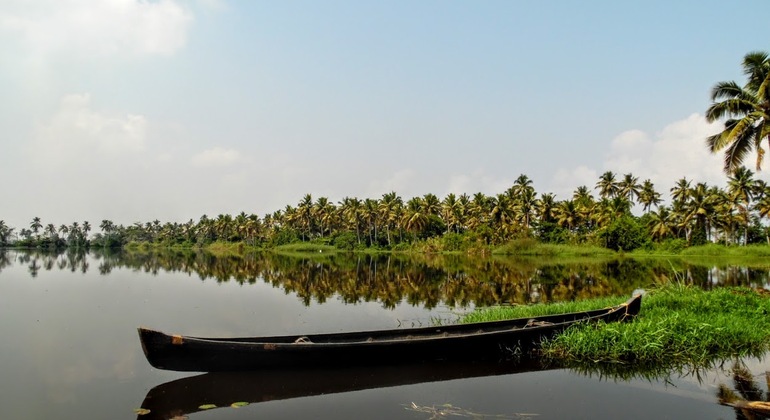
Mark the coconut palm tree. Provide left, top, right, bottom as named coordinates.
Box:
left=403, top=197, right=428, bottom=237
left=535, top=193, right=557, bottom=225
left=379, top=192, right=403, bottom=244
left=755, top=187, right=770, bottom=244
left=339, top=197, right=364, bottom=244
left=726, top=166, right=756, bottom=244
left=596, top=171, right=620, bottom=199
left=555, top=200, right=580, bottom=232
left=0, top=221, right=13, bottom=246
left=618, top=173, right=641, bottom=203
left=706, top=51, right=770, bottom=173
left=441, top=193, right=461, bottom=234
left=30, top=217, right=42, bottom=240
left=638, top=179, right=662, bottom=213
left=646, top=206, right=673, bottom=241
left=670, top=177, right=691, bottom=206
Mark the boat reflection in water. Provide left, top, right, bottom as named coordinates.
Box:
left=137, top=358, right=556, bottom=419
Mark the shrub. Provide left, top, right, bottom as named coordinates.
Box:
left=599, top=216, right=649, bottom=251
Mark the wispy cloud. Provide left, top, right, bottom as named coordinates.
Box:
left=0, top=0, right=193, bottom=57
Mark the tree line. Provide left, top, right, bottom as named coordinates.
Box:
left=1, top=167, right=770, bottom=252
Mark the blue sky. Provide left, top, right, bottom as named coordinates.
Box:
left=1, top=0, right=768, bottom=230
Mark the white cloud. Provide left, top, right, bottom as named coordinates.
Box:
left=549, top=165, right=599, bottom=199
left=31, top=93, right=147, bottom=164
left=445, top=170, right=512, bottom=197
left=605, top=113, right=727, bottom=190
left=190, top=147, right=244, bottom=167
left=552, top=113, right=734, bottom=202
left=0, top=0, right=193, bottom=57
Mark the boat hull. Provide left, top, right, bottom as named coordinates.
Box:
left=139, top=294, right=641, bottom=372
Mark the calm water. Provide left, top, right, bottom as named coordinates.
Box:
left=1, top=249, right=768, bottom=419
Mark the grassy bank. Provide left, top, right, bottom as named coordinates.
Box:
left=464, top=285, right=770, bottom=369
left=492, top=239, right=616, bottom=257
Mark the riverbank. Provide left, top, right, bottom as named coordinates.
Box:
left=464, top=285, right=770, bottom=370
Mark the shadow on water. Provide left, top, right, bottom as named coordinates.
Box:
left=136, top=357, right=557, bottom=420
left=136, top=356, right=770, bottom=420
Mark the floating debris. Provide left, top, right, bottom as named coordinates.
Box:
left=405, top=402, right=538, bottom=419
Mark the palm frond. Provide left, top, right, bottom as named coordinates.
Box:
left=756, top=69, right=770, bottom=104
left=743, top=51, right=770, bottom=87
left=723, top=127, right=757, bottom=173
left=711, top=80, right=744, bottom=101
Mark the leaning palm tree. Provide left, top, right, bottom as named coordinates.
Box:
left=706, top=51, right=770, bottom=173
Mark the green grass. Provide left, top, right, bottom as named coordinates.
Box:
left=492, top=239, right=615, bottom=257
left=271, top=243, right=339, bottom=254
left=463, top=285, right=770, bottom=370
left=463, top=296, right=628, bottom=323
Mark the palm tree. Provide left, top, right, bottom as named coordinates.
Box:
left=595, top=171, right=620, bottom=199
left=670, top=177, right=691, bottom=206
left=646, top=206, right=673, bottom=241
left=755, top=187, right=770, bottom=244
left=30, top=217, right=42, bottom=240
left=638, top=179, right=662, bottom=213
left=313, top=197, right=334, bottom=238
left=340, top=197, right=364, bottom=245
left=706, top=51, right=770, bottom=173
left=726, top=166, right=756, bottom=244
left=535, top=193, right=557, bottom=225
left=379, top=192, right=403, bottom=244
left=555, top=200, right=580, bottom=232
left=82, top=221, right=91, bottom=240
left=618, top=173, right=641, bottom=203
left=297, top=194, right=314, bottom=240
left=403, top=197, right=428, bottom=237
left=441, top=193, right=461, bottom=234
left=0, top=221, right=13, bottom=246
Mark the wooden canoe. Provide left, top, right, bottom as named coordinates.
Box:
left=138, top=294, right=641, bottom=372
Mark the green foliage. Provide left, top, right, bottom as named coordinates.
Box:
left=391, top=242, right=412, bottom=252
left=330, top=231, right=358, bottom=250
left=440, top=232, right=466, bottom=251
left=534, top=221, right=569, bottom=244
left=420, top=215, right=446, bottom=240
left=492, top=240, right=614, bottom=257
left=272, top=243, right=338, bottom=253
left=598, top=216, right=649, bottom=251
left=542, top=286, right=770, bottom=368
left=268, top=228, right=300, bottom=247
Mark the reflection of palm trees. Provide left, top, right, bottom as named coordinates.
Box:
left=718, top=360, right=770, bottom=418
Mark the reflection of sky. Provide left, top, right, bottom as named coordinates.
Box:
left=0, top=252, right=463, bottom=418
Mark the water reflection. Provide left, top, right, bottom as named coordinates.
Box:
left=137, top=358, right=555, bottom=420
left=718, top=361, right=770, bottom=419
left=4, top=249, right=770, bottom=309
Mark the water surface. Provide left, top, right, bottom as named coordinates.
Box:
left=1, top=249, right=767, bottom=419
